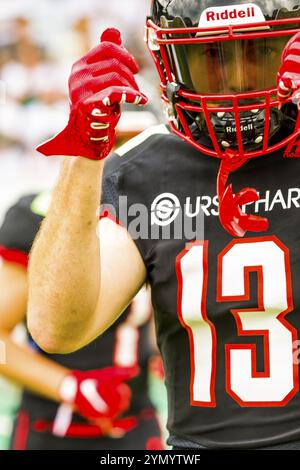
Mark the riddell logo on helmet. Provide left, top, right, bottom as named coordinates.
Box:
left=226, top=122, right=253, bottom=133
left=199, top=3, right=266, bottom=28
left=206, top=6, right=255, bottom=22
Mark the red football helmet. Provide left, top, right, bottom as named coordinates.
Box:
left=146, top=0, right=300, bottom=237
left=146, top=0, right=300, bottom=158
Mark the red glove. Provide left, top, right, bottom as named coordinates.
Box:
left=277, top=31, right=300, bottom=109
left=37, top=28, right=148, bottom=160
left=53, top=366, right=138, bottom=437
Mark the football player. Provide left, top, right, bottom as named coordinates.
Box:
left=28, top=1, right=300, bottom=449
left=0, top=192, right=162, bottom=450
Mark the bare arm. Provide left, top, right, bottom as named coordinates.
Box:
left=0, top=262, right=68, bottom=401
left=28, top=30, right=148, bottom=353
left=28, top=158, right=146, bottom=353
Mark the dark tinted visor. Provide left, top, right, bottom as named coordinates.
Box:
left=169, top=35, right=291, bottom=94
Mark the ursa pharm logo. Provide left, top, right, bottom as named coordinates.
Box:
left=199, top=3, right=266, bottom=28
left=151, top=193, right=181, bottom=227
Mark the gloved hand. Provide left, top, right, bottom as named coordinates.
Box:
left=53, top=366, right=139, bottom=437
left=37, top=28, right=148, bottom=160
left=277, top=31, right=300, bottom=109
left=62, top=366, right=138, bottom=419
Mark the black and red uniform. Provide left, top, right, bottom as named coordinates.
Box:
left=0, top=193, right=161, bottom=450
left=100, top=124, right=300, bottom=449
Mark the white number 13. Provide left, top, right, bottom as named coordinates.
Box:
left=176, top=237, right=298, bottom=408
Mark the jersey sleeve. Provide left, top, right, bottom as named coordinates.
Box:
left=0, top=194, right=44, bottom=268
left=100, top=153, right=121, bottom=222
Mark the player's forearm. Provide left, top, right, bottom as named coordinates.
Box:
left=28, top=157, right=104, bottom=354
left=0, top=329, right=68, bottom=401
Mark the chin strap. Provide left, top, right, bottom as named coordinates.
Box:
left=217, top=150, right=269, bottom=238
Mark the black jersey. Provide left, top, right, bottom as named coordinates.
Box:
left=100, top=124, right=300, bottom=449
left=0, top=193, right=154, bottom=424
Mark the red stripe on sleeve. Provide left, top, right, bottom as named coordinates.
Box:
left=0, top=246, right=28, bottom=269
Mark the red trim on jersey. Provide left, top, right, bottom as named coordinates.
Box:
left=0, top=246, right=28, bottom=269
left=217, top=236, right=298, bottom=407
left=176, top=241, right=217, bottom=408
left=33, top=416, right=138, bottom=438
left=99, top=209, right=121, bottom=226
left=13, top=410, right=29, bottom=450
left=223, top=264, right=272, bottom=379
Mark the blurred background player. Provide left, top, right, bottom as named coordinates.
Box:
left=0, top=190, right=163, bottom=450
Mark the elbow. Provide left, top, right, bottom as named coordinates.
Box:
left=27, top=315, right=83, bottom=355
left=28, top=329, right=80, bottom=354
